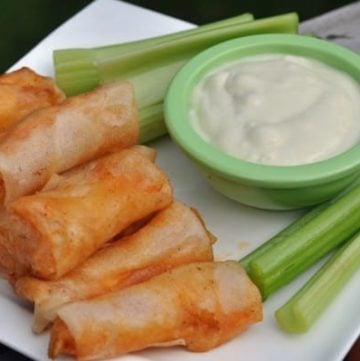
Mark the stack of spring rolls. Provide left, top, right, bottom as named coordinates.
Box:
left=0, top=67, right=262, bottom=361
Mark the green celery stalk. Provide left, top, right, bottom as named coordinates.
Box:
left=54, top=13, right=298, bottom=142
left=97, top=12, right=255, bottom=54
left=53, top=12, right=255, bottom=97
left=247, top=183, right=360, bottom=300
left=240, top=200, right=330, bottom=272
left=275, top=231, right=360, bottom=333
left=138, top=102, right=166, bottom=143
left=55, top=13, right=298, bottom=102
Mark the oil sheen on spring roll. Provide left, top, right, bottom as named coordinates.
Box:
left=49, top=261, right=262, bottom=360
left=0, top=80, right=138, bottom=205
left=0, top=67, right=65, bottom=134
left=16, top=200, right=216, bottom=333
left=7, top=147, right=172, bottom=280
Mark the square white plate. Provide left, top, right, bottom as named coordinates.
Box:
left=2, top=1, right=360, bottom=360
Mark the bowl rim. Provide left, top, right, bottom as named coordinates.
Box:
left=164, top=33, right=360, bottom=188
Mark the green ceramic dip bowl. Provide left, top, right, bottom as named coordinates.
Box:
left=164, top=34, right=360, bottom=210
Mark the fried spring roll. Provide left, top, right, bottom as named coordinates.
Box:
left=16, top=200, right=215, bottom=332
left=0, top=211, right=15, bottom=275
left=0, top=81, right=138, bottom=204
left=49, top=261, right=262, bottom=360
left=130, top=144, right=156, bottom=162
left=7, top=148, right=172, bottom=280
left=0, top=67, right=65, bottom=133
left=0, top=211, right=28, bottom=281
left=0, top=241, right=14, bottom=277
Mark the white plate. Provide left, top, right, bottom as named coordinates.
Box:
left=2, top=1, right=360, bottom=360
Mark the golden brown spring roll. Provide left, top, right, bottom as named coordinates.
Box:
left=0, top=241, right=14, bottom=277
left=49, top=261, right=262, bottom=360
left=16, top=200, right=215, bottom=332
left=0, top=145, right=155, bottom=280
left=0, top=210, right=15, bottom=275
left=0, top=80, right=138, bottom=205
left=129, top=144, right=157, bottom=162
left=7, top=148, right=172, bottom=280
left=0, top=210, right=28, bottom=281
left=0, top=67, right=65, bottom=133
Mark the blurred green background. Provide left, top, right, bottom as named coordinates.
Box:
left=0, top=0, right=354, bottom=72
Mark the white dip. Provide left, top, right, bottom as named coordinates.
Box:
left=189, top=54, right=360, bottom=166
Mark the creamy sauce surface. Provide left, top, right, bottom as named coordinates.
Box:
left=189, top=54, right=360, bottom=166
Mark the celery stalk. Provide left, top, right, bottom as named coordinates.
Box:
left=54, top=13, right=254, bottom=79
left=247, top=183, right=360, bottom=300
left=240, top=200, right=330, bottom=272
left=54, top=13, right=298, bottom=142
left=139, top=103, right=166, bottom=143
left=53, top=13, right=255, bottom=97
left=275, top=231, right=360, bottom=333
left=55, top=13, right=298, bottom=101
left=102, top=12, right=255, bottom=53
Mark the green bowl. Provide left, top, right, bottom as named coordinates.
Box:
left=164, top=34, right=360, bottom=210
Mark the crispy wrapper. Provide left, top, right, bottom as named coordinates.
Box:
left=0, top=240, right=15, bottom=278
left=0, top=67, right=65, bottom=134
left=0, top=210, right=19, bottom=280
left=7, top=148, right=172, bottom=280
left=0, top=81, right=138, bottom=204
left=16, top=200, right=215, bottom=332
left=49, top=261, right=262, bottom=360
